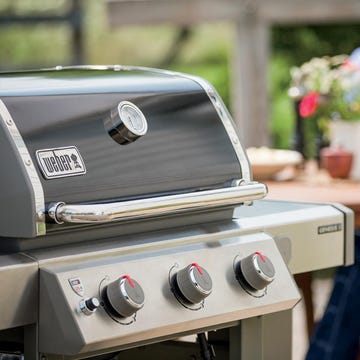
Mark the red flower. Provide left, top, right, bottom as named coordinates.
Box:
left=299, top=92, right=319, bottom=117
left=342, top=58, right=360, bottom=70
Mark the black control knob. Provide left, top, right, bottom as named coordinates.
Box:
left=79, top=297, right=100, bottom=316
left=236, top=252, right=275, bottom=291
left=174, top=263, right=212, bottom=304
left=105, top=275, right=145, bottom=318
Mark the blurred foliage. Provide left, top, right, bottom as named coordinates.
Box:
left=0, top=0, right=72, bottom=66
left=0, top=25, right=72, bottom=65
left=273, top=25, right=360, bottom=65
left=269, top=55, right=294, bottom=148
left=0, top=1, right=360, bottom=148
left=0, top=0, right=69, bottom=14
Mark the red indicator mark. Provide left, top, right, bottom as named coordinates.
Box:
left=255, top=252, right=266, bottom=263
left=191, top=262, right=204, bottom=275
left=122, top=275, right=135, bottom=288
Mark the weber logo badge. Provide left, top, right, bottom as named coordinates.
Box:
left=68, top=277, right=85, bottom=297
left=36, top=146, right=86, bottom=179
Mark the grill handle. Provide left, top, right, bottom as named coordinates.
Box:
left=47, top=181, right=267, bottom=224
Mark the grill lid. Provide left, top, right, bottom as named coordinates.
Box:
left=0, top=66, right=263, bottom=240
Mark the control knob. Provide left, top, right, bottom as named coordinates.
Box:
left=105, top=275, right=145, bottom=317
left=173, top=263, right=212, bottom=304
left=236, top=252, right=275, bottom=291
left=79, top=297, right=100, bottom=316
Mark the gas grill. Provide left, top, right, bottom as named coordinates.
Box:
left=0, top=66, right=354, bottom=360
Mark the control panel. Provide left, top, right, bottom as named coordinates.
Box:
left=39, top=232, right=300, bottom=356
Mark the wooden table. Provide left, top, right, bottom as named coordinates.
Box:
left=264, top=162, right=360, bottom=227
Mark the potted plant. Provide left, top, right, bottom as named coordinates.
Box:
left=289, top=49, right=360, bottom=178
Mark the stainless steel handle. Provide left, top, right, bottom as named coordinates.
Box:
left=47, top=181, right=267, bottom=224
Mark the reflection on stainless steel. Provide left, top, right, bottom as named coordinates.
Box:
left=252, top=254, right=275, bottom=283
left=48, top=65, right=251, bottom=181
left=175, top=72, right=252, bottom=182
left=0, top=99, right=46, bottom=235
left=47, top=182, right=267, bottom=224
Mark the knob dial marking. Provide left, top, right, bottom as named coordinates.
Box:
left=173, top=263, right=212, bottom=305
left=236, top=252, right=275, bottom=294
left=105, top=275, right=145, bottom=318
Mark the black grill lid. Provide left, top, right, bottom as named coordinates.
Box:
left=0, top=66, right=255, bottom=243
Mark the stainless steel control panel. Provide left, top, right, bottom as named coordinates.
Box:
left=39, top=232, right=300, bottom=356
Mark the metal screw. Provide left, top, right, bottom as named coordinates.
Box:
left=6, top=118, right=12, bottom=126
left=25, top=158, right=31, bottom=166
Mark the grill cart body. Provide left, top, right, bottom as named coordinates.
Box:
left=0, top=66, right=354, bottom=360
